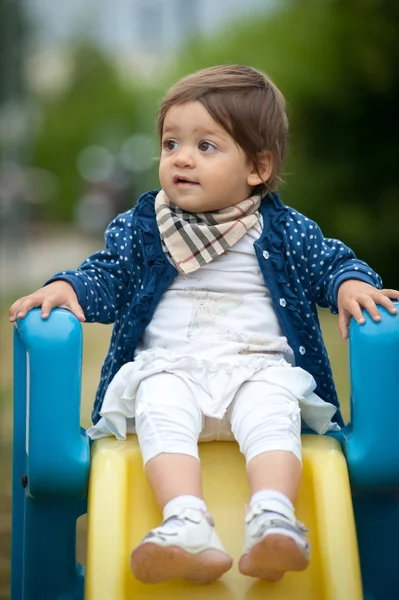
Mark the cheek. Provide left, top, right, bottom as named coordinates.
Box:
left=158, top=160, right=168, bottom=183
left=222, top=164, right=249, bottom=188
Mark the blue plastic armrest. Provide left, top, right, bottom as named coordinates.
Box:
left=14, top=308, right=90, bottom=499
left=344, top=301, right=399, bottom=490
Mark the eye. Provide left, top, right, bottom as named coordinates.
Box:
left=162, top=139, right=178, bottom=151
left=198, top=141, right=216, bottom=153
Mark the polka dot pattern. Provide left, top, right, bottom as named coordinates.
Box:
left=255, top=197, right=381, bottom=427
left=47, top=190, right=382, bottom=428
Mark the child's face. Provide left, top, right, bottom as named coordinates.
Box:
left=159, top=101, right=259, bottom=212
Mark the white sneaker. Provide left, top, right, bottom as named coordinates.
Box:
left=130, top=507, right=233, bottom=584
left=239, top=499, right=310, bottom=581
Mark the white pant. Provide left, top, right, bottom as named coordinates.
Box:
left=135, top=372, right=302, bottom=466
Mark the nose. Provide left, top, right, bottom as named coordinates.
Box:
left=172, top=145, right=195, bottom=168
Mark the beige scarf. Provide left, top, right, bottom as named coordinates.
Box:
left=155, top=189, right=261, bottom=274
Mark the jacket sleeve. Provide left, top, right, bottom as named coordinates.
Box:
left=45, top=212, right=136, bottom=324
left=305, top=219, right=382, bottom=313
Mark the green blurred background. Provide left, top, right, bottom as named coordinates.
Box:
left=0, top=0, right=397, bottom=596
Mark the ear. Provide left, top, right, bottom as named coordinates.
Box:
left=246, top=151, right=273, bottom=187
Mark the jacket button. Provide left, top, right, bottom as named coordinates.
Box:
left=279, top=298, right=287, bottom=307
left=263, top=250, right=270, bottom=260
left=299, top=346, right=306, bottom=355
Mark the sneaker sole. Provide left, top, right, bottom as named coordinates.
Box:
left=238, top=533, right=309, bottom=581
left=130, top=542, right=233, bottom=584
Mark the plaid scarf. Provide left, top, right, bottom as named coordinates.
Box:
left=155, top=189, right=261, bottom=274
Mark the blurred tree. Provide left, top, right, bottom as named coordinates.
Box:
left=32, top=46, right=140, bottom=221
left=162, top=0, right=399, bottom=284
left=0, top=0, right=25, bottom=107
left=0, top=0, right=29, bottom=162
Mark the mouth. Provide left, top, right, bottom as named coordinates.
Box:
left=173, top=175, right=199, bottom=186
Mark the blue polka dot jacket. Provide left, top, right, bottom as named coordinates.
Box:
left=48, top=189, right=382, bottom=427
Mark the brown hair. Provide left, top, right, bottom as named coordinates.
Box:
left=157, top=65, right=288, bottom=191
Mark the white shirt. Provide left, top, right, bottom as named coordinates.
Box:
left=136, top=219, right=294, bottom=363
left=87, top=219, right=340, bottom=440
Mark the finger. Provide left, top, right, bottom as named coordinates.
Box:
left=41, top=298, right=56, bottom=319
left=344, top=299, right=367, bottom=324
left=9, top=300, right=24, bottom=322
left=67, top=300, right=86, bottom=322
left=371, top=292, right=398, bottom=314
left=356, top=295, right=382, bottom=322
left=13, top=297, right=43, bottom=320
left=380, top=289, right=399, bottom=301
left=338, top=310, right=350, bottom=340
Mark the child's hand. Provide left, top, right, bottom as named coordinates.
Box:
left=337, top=279, right=399, bottom=339
left=9, top=280, right=85, bottom=323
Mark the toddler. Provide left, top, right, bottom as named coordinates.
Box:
left=10, top=65, right=399, bottom=585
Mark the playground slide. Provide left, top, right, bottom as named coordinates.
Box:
left=85, top=435, right=362, bottom=600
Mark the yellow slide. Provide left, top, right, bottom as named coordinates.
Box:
left=85, top=435, right=362, bottom=600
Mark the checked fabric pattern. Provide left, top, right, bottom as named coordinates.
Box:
left=155, top=189, right=261, bottom=274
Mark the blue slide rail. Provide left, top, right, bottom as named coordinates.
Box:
left=10, top=303, right=399, bottom=599
left=11, top=309, right=90, bottom=600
